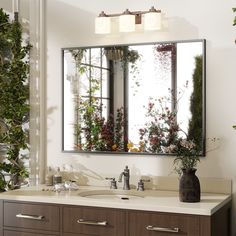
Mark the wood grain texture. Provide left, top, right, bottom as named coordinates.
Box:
left=128, top=210, right=200, bottom=236
left=4, top=201, right=60, bottom=232
left=0, top=199, right=231, bottom=236
left=199, top=201, right=231, bottom=236
left=63, top=205, right=126, bottom=236
left=4, top=229, right=58, bottom=236
left=0, top=200, right=3, bottom=236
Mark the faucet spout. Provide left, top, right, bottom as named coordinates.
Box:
left=118, top=166, right=130, bottom=190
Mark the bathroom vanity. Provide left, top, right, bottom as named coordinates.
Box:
left=0, top=185, right=231, bottom=236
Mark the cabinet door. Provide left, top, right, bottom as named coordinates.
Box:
left=128, top=211, right=200, bottom=236
left=63, top=206, right=126, bottom=236
left=63, top=233, right=100, bottom=236
left=4, top=202, right=60, bottom=232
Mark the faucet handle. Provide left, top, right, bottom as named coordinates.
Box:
left=137, top=179, right=150, bottom=191
left=105, top=177, right=117, bottom=189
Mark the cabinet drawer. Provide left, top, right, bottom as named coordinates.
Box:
left=129, top=211, right=200, bottom=236
left=4, top=202, right=60, bottom=232
left=63, top=206, right=126, bottom=236
left=4, top=230, right=57, bottom=236
left=63, top=233, right=98, bottom=236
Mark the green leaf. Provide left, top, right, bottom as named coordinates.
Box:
left=234, top=17, right=236, bottom=26
left=0, top=8, right=30, bottom=189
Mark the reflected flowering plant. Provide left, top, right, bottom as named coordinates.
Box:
left=139, top=97, right=180, bottom=153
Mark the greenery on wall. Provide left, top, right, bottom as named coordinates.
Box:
left=0, top=9, right=30, bottom=190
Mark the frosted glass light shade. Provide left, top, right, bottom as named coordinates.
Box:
left=95, top=16, right=111, bottom=34
left=144, top=12, right=162, bottom=30
left=119, top=14, right=135, bottom=32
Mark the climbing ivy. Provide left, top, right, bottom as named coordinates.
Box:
left=0, top=8, right=31, bottom=190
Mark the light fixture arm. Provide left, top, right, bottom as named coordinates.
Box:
left=97, top=6, right=161, bottom=24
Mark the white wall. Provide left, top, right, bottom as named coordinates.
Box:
left=0, top=0, right=29, bottom=20
left=46, top=0, right=236, bottom=233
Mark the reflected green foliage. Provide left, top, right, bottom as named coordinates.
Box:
left=188, top=56, right=203, bottom=150
left=73, top=59, right=125, bottom=152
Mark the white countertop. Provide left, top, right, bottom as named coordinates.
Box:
left=0, top=185, right=231, bottom=216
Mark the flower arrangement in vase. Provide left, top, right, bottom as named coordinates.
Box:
left=174, top=139, right=201, bottom=202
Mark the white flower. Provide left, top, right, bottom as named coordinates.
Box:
left=180, top=139, right=196, bottom=149
left=161, top=144, right=177, bottom=153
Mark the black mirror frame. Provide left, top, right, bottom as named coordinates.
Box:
left=62, top=39, right=206, bottom=156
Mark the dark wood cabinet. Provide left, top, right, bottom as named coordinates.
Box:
left=2, top=200, right=60, bottom=236
left=128, top=201, right=231, bottom=236
left=63, top=205, right=126, bottom=236
left=129, top=210, right=200, bottom=236
left=4, top=230, right=57, bottom=236
left=4, top=202, right=60, bottom=232
left=0, top=199, right=231, bottom=236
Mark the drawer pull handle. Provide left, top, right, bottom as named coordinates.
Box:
left=16, top=213, right=45, bottom=221
left=146, top=225, right=180, bottom=233
left=77, top=218, right=108, bottom=226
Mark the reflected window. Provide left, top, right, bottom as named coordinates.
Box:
left=63, top=48, right=112, bottom=150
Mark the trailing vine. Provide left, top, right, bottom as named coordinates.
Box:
left=0, top=9, right=31, bottom=190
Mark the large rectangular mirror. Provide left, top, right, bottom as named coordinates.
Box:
left=62, top=39, right=206, bottom=155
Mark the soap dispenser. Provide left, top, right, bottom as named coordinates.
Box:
left=53, top=167, right=62, bottom=185
left=45, top=166, right=53, bottom=186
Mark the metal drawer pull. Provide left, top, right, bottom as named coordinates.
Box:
left=146, top=225, right=180, bottom=233
left=16, top=213, right=45, bottom=221
left=77, top=218, right=108, bottom=226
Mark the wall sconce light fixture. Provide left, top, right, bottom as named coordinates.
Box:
left=95, top=6, right=163, bottom=34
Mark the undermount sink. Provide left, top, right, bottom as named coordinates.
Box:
left=78, top=189, right=145, bottom=200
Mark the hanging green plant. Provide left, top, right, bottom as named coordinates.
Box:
left=0, top=8, right=31, bottom=190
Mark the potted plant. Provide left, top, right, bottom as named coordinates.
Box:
left=174, top=139, right=201, bottom=202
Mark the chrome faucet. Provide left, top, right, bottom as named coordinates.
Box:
left=118, top=166, right=130, bottom=190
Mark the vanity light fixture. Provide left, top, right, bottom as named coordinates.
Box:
left=119, top=9, right=136, bottom=32
left=95, top=6, right=163, bottom=34
left=95, top=11, right=111, bottom=34
left=143, top=6, right=162, bottom=31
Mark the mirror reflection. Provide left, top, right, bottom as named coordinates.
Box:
left=62, top=40, right=205, bottom=155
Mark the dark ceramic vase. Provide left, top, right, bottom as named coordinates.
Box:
left=179, top=168, right=200, bottom=202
